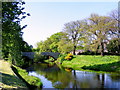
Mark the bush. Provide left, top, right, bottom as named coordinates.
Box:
left=107, top=38, right=119, bottom=54
left=21, top=56, right=33, bottom=68
left=65, top=53, right=73, bottom=60
left=56, top=54, right=67, bottom=64
left=67, top=53, right=73, bottom=57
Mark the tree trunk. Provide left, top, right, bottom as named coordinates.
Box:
left=73, top=46, right=76, bottom=55
left=100, top=42, right=104, bottom=56
left=96, top=45, right=99, bottom=55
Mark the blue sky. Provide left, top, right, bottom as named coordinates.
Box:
left=21, top=1, right=118, bottom=48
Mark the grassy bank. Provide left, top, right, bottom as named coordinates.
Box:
left=61, top=55, right=120, bottom=73
left=0, top=60, right=43, bottom=89
left=0, top=60, right=28, bottom=89
left=12, top=65, right=43, bottom=88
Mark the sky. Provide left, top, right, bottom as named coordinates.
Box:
left=21, top=0, right=118, bottom=48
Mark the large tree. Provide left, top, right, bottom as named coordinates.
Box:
left=87, top=14, right=117, bottom=56
left=63, top=20, right=86, bottom=55
left=2, top=2, right=30, bottom=66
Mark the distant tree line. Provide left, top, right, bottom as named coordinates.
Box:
left=36, top=10, right=119, bottom=56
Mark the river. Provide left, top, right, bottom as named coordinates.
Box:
left=27, top=63, right=120, bottom=89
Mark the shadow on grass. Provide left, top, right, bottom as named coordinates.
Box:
left=0, top=72, right=27, bottom=89
left=82, top=61, right=120, bottom=72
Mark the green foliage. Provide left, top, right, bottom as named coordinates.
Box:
left=21, top=56, right=33, bottom=68
left=34, top=53, right=48, bottom=63
left=85, top=14, right=117, bottom=56
left=107, top=38, right=119, bottom=54
left=48, top=56, right=54, bottom=61
left=12, top=65, right=42, bottom=87
left=36, top=32, right=68, bottom=53
left=36, top=31, right=74, bottom=54
left=50, top=42, right=58, bottom=52
left=57, top=54, right=67, bottom=64
left=21, top=41, right=33, bottom=52
left=58, top=39, right=73, bottom=54
left=36, top=39, right=52, bottom=53
left=63, top=20, right=86, bottom=55
left=2, top=2, right=30, bottom=67
left=35, top=11, right=118, bottom=56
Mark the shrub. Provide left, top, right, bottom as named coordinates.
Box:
left=56, top=54, right=67, bottom=64
left=60, top=54, right=67, bottom=61
left=67, top=53, right=73, bottom=57
left=65, top=53, right=73, bottom=60
left=21, top=56, right=33, bottom=68
left=65, top=56, right=72, bottom=60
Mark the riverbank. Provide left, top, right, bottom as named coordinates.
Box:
left=0, top=60, right=28, bottom=89
left=12, top=65, right=43, bottom=89
left=0, top=60, right=43, bottom=89
left=61, top=55, right=120, bottom=73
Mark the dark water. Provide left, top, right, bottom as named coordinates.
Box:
left=28, top=63, right=120, bottom=89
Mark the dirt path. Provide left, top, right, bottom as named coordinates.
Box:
left=0, top=60, right=28, bottom=89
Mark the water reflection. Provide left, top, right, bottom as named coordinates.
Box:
left=28, top=63, right=120, bottom=89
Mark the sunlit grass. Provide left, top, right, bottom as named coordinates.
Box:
left=62, top=55, right=120, bottom=72
left=0, top=60, right=13, bottom=75
left=12, top=65, right=43, bottom=87
left=0, top=60, right=28, bottom=89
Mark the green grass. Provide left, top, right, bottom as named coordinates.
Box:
left=12, top=65, right=43, bottom=87
left=0, top=72, right=28, bottom=89
left=0, top=60, right=43, bottom=89
left=0, top=60, right=28, bottom=89
left=61, top=55, right=120, bottom=73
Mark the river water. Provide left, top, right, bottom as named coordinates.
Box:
left=27, top=63, right=120, bottom=89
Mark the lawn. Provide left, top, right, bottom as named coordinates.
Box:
left=61, top=55, right=120, bottom=73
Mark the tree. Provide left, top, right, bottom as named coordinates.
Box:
left=87, top=14, right=117, bottom=56
left=21, top=41, right=32, bottom=52
left=63, top=20, right=86, bottom=55
left=36, top=41, right=44, bottom=53
left=37, top=38, right=52, bottom=53
left=49, top=32, right=66, bottom=52
left=2, top=2, right=30, bottom=66
left=58, top=39, right=73, bottom=54
left=36, top=32, right=66, bottom=53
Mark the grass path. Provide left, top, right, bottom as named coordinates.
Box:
left=0, top=60, right=28, bottom=89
